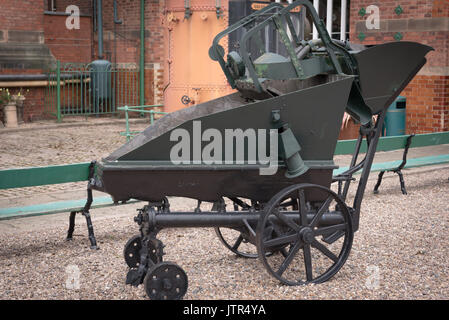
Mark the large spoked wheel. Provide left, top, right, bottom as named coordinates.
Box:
left=215, top=198, right=295, bottom=258
left=214, top=198, right=260, bottom=258
left=215, top=227, right=259, bottom=258
left=256, top=183, right=353, bottom=285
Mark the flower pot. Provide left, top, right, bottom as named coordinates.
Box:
left=3, top=102, right=18, bottom=128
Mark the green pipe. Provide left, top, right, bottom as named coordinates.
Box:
left=97, top=0, right=104, bottom=59
left=56, top=60, right=61, bottom=122
left=140, top=0, right=145, bottom=109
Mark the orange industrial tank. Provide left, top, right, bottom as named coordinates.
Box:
left=163, top=0, right=235, bottom=113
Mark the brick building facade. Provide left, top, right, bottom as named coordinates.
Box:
left=0, top=0, right=448, bottom=135
left=350, top=0, right=449, bottom=134
left=0, top=0, right=165, bottom=122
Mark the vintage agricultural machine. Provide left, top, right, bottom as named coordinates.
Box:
left=78, top=1, right=432, bottom=299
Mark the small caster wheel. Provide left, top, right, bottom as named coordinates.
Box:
left=123, top=235, right=160, bottom=268
left=144, top=262, right=188, bottom=300
left=123, top=235, right=142, bottom=268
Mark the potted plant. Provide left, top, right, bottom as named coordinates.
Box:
left=0, top=88, right=18, bottom=128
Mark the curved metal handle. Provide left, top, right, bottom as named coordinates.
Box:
left=240, top=0, right=348, bottom=92
left=209, top=2, right=284, bottom=88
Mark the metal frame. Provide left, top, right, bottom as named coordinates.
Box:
left=210, top=2, right=285, bottom=88
left=117, top=104, right=167, bottom=141
left=239, top=0, right=345, bottom=92
left=44, top=61, right=141, bottom=121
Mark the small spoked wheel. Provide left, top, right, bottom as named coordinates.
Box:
left=256, top=183, right=353, bottom=285
left=143, top=262, right=188, bottom=300
left=123, top=235, right=159, bottom=268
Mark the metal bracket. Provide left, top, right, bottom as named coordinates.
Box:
left=66, top=160, right=98, bottom=250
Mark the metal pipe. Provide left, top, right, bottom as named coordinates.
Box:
left=56, top=60, right=61, bottom=123
left=0, top=73, right=85, bottom=81
left=97, top=0, right=104, bottom=59
left=0, top=81, right=49, bottom=87
left=312, top=0, right=319, bottom=39
left=340, top=0, right=347, bottom=41
left=140, top=0, right=145, bottom=108
left=296, top=45, right=311, bottom=60
left=0, top=74, right=48, bottom=81
left=114, top=0, right=122, bottom=24
left=326, top=0, right=333, bottom=37
left=150, top=211, right=345, bottom=229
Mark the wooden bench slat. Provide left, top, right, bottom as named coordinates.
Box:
left=334, top=154, right=449, bottom=175
left=0, top=162, right=91, bottom=189
left=335, top=131, right=449, bottom=155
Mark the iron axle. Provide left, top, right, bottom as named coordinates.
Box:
left=146, top=210, right=345, bottom=229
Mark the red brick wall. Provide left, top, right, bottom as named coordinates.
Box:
left=350, top=0, right=449, bottom=134
left=97, top=0, right=165, bottom=64
left=44, top=15, right=93, bottom=63
left=402, top=75, right=449, bottom=133
left=98, top=0, right=165, bottom=106
left=22, top=87, right=47, bottom=122
left=0, top=0, right=44, bottom=31
left=50, top=0, right=93, bottom=16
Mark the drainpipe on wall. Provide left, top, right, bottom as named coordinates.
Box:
left=97, top=0, right=104, bottom=60
left=140, top=0, right=145, bottom=108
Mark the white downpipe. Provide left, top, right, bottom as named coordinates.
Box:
left=340, top=0, right=347, bottom=41
left=286, top=0, right=293, bottom=41
left=326, top=0, right=333, bottom=37
left=312, top=0, right=319, bottom=39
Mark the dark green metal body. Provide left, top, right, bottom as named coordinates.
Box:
left=92, top=1, right=432, bottom=208
left=95, top=74, right=352, bottom=202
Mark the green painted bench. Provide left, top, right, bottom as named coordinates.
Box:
left=334, top=131, right=449, bottom=194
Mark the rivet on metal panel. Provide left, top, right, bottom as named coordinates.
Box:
left=271, top=110, right=281, bottom=123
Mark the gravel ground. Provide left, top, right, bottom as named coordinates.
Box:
left=0, top=120, right=148, bottom=170
left=0, top=165, right=448, bottom=300
left=0, top=120, right=148, bottom=199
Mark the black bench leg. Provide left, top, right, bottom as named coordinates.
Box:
left=373, top=171, right=385, bottom=194
left=66, top=211, right=77, bottom=240
left=82, top=210, right=98, bottom=250
left=396, top=170, right=407, bottom=195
